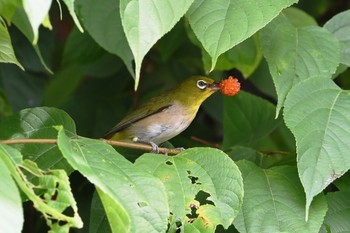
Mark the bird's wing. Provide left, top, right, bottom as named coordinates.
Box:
left=102, top=104, right=172, bottom=139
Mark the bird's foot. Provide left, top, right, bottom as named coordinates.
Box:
left=149, top=141, right=159, bottom=153
left=175, top=147, right=185, bottom=151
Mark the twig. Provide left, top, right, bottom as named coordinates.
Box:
left=191, top=136, right=221, bottom=148
left=0, top=138, right=182, bottom=155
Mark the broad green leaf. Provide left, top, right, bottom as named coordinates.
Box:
left=62, top=27, right=123, bottom=77
left=282, top=7, right=318, bottom=27
left=0, top=107, right=76, bottom=173
left=260, top=14, right=340, bottom=116
left=77, top=0, right=135, bottom=77
left=22, top=0, right=52, bottom=44
left=0, top=146, right=23, bottom=233
left=320, top=191, right=350, bottom=233
left=0, top=0, right=21, bottom=21
left=212, top=35, right=262, bottom=78
left=223, top=91, right=279, bottom=149
left=234, top=160, right=327, bottom=233
left=96, top=187, right=130, bottom=233
left=90, top=191, right=112, bottom=233
left=0, top=19, right=24, bottom=70
left=324, top=9, right=350, bottom=66
left=57, top=129, right=169, bottom=232
left=187, top=0, right=297, bottom=71
left=120, top=0, right=194, bottom=89
left=284, top=77, right=350, bottom=219
left=12, top=8, right=53, bottom=73
left=0, top=143, right=82, bottom=232
left=61, top=0, right=84, bottom=32
left=135, top=148, right=243, bottom=232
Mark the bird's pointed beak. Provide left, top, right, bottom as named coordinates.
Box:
left=207, top=82, right=220, bottom=91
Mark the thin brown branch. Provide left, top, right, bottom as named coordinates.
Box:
left=191, top=136, right=221, bottom=148
left=0, top=138, right=182, bottom=155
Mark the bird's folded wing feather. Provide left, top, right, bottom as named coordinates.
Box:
left=102, top=104, right=172, bottom=139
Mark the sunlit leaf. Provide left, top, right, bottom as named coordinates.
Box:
left=187, top=0, right=297, bottom=71
left=324, top=9, right=350, bottom=67
left=120, top=0, right=194, bottom=89
left=284, top=77, right=350, bottom=219
left=0, top=145, right=23, bottom=233
left=57, top=129, right=169, bottom=232
left=135, top=148, right=243, bottom=232
left=22, top=0, right=52, bottom=44
left=260, top=14, right=340, bottom=116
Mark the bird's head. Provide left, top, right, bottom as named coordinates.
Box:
left=174, top=76, right=220, bottom=105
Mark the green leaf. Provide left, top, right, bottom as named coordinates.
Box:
left=22, top=0, right=52, bottom=44
left=324, top=9, right=350, bottom=67
left=0, top=143, right=82, bottom=232
left=187, top=0, right=297, bottom=71
left=61, top=0, right=84, bottom=32
left=284, top=77, right=350, bottom=219
left=0, top=0, right=21, bottom=21
left=135, top=148, right=243, bottom=231
left=214, top=35, right=262, bottom=78
left=11, top=8, right=53, bottom=73
left=260, top=14, right=340, bottom=116
left=57, top=129, right=169, bottom=232
left=0, top=107, right=76, bottom=173
left=0, top=18, right=24, bottom=70
left=223, top=91, right=279, bottom=149
left=96, top=187, right=130, bottom=233
left=282, top=7, right=318, bottom=27
left=90, top=191, right=112, bottom=233
left=77, top=0, right=135, bottom=78
left=234, top=160, right=328, bottom=233
left=120, top=0, right=194, bottom=89
left=321, top=190, right=350, bottom=233
left=0, top=146, right=23, bottom=233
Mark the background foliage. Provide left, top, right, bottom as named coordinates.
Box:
left=0, top=0, right=350, bottom=232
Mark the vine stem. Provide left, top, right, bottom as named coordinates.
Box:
left=0, top=138, right=182, bottom=155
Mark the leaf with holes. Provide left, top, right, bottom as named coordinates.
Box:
left=135, top=148, right=243, bottom=232
left=0, top=107, right=76, bottom=174
left=0, top=144, right=82, bottom=232
left=57, top=128, right=169, bottom=232
left=260, top=14, right=340, bottom=116
left=284, top=77, right=350, bottom=220
left=234, top=160, right=327, bottom=233
left=324, top=9, right=350, bottom=67
left=186, top=0, right=297, bottom=71
left=120, top=0, right=194, bottom=89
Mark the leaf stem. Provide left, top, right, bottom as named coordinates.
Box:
left=0, top=138, right=182, bottom=155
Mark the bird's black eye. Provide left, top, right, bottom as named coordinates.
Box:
left=196, top=80, right=207, bottom=90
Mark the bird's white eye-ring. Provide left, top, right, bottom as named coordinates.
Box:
left=196, top=80, right=207, bottom=90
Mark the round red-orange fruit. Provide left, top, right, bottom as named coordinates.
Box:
left=219, top=76, right=240, bottom=96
